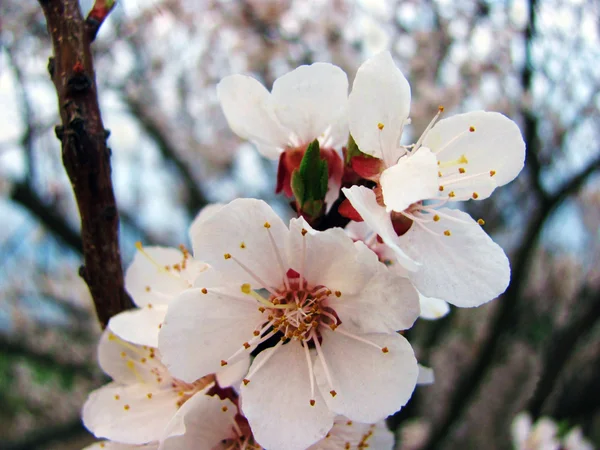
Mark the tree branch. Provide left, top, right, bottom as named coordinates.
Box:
left=38, top=0, right=133, bottom=327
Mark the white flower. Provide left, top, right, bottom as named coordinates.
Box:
left=82, top=329, right=248, bottom=445
left=511, top=413, right=561, bottom=450
left=107, top=243, right=207, bottom=348
left=84, top=443, right=158, bottom=450
left=159, top=198, right=420, bottom=450
left=563, top=427, right=595, bottom=450
left=345, top=220, right=450, bottom=320
left=217, top=63, right=348, bottom=206
left=343, top=51, right=526, bottom=307
left=308, top=417, right=394, bottom=450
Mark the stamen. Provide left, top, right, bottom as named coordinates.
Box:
left=312, top=330, right=335, bottom=395
left=244, top=339, right=285, bottom=381
left=240, top=284, right=293, bottom=309
left=228, top=255, right=279, bottom=296
left=333, top=327, right=385, bottom=352
left=134, top=242, right=181, bottom=280
left=438, top=154, right=469, bottom=169
left=413, top=106, right=444, bottom=152
left=302, top=341, right=316, bottom=405
left=264, top=226, right=290, bottom=290
left=299, top=229, right=307, bottom=290
left=434, top=128, right=473, bottom=155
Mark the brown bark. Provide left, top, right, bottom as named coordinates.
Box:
left=38, top=0, right=133, bottom=327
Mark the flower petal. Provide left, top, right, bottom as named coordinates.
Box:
left=217, top=74, right=289, bottom=159
left=424, top=111, right=526, bottom=197
left=97, top=330, right=165, bottom=385
left=82, top=382, right=178, bottom=444
left=342, top=186, right=418, bottom=271
left=190, top=198, right=290, bottom=290
left=308, top=418, right=394, bottom=450
left=418, top=294, right=450, bottom=320
left=327, top=262, right=420, bottom=333
left=348, top=51, right=411, bottom=165
left=417, top=364, right=435, bottom=385
left=271, top=63, right=348, bottom=145
left=400, top=208, right=510, bottom=307
left=286, top=217, right=379, bottom=294
left=159, top=392, right=237, bottom=450
left=159, top=288, right=262, bottom=383
left=84, top=442, right=158, bottom=450
left=108, top=307, right=167, bottom=348
left=315, top=329, right=418, bottom=423
left=241, top=342, right=335, bottom=450
left=380, top=147, right=439, bottom=212
left=125, top=246, right=192, bottom=308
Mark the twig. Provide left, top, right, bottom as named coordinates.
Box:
left=38, top=0, right=133, bottom=327
left=86, top=0, right=117, bottom=42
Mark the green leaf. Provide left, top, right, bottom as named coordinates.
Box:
left=298, top=139, right=329, bottom=204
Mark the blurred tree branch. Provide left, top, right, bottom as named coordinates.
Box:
left=37, top=0, right=133, bottom=327
left=0, top=419, right=86, bottom=450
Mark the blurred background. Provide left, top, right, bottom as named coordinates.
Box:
left=0, top=0, right=599, bottom=448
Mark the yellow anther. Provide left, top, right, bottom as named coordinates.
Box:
left=472, top=192, right=479, bottom=199
left=243, top=342, right=251, bottom=349
left=120, top=351, right=126, bottom=358
left=222, top=406, right=228, bottom=412
left=108, top=333, right=116, bottom=341
left=114, top=394, right=120, bottom=400
left=459, top=167, right=466, bottom=174
left=330, top=390, right=337, bottom=397
left=477, top=219, right=485, bottom=225
left=377, top=123, right=384, bottom=130
left=140, top=358, right=147, bottom=363
left=334, top=291, right=342, bottom=297
left=241, top=283, right=251, bottom=294
left=301, top=228, right=308, bottom=236
left=439, top=186, right=444, bottom=191
left=438, top=171, right=443, bottom=177
left=347, top=420, right=353, bottom=426
left=124, top=404, right=130, bottom=410
left=178, top=391, right=185, bottom=397
left=147, top=303, right=153, bottom=309
left=433, top=214, right=440, bottom=222
left=147, top=393, right=152, bottom=399
left=310, top=399, right=316, bottom=406
left=224, top=253, right=231, bottom=260
left=264, top=222, right=271, bottom=229
left=490, top=170, right=496, bottom=177
left=458, top=154, right=468, bottom=164
left=201, top=288, right=208, bottom=294
left=135, top=241, right=143, bottom=250
left=469, top=126, right=475, bottom=132
left=240, top=242, right=246, bottom=249
left=449, top=191, right=456, bottom=198
left=221, top=360, right=228, bottom=366
left=438, top=105, right=445, bottom=112
left=243, top=379, right=250, bottom=386
left=145, top=286, right=151, bottom=292
left=444, top=230, right=451, bottom=236
left=381, top=347, right=389, bottom=353
left=258, top=306, right=266, bottom=313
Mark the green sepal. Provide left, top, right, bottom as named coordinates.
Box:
left=292, top=139, right=329, bottom=219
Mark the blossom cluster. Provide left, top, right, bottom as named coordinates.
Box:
left=511, top=413, right=594, bottom=450
left=83, top=52, right=526, bottom=449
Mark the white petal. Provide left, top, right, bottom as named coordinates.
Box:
left=83, top=442, right=159, bottom=450
left=217, top=74, right=289, bottom=159
left=97, top=329, right=165, bottom=385
left=380, top=147, right=439, bottom=212
left=418, top=294, right=450, bottom=320
left=511, top=412, right=533, bottom=449
left=190, top=198, right=290, bottom=290
left=271, top=63, right=348, bottom=145
left=125, top=247, right=192, bottom=308
left=308, top=419, right=394, bottom=450
left=400, top=208, right=510, bottom=307
left=424, top=111, right=526, bottom=196
left=348, top=51, right=411, bottom=165
left=188, top=203, right=224, bottom=256
left=315, top=329, right=418, bottom=423
left=159, top=392, right=237, bottom=450
left=216, top=354, right=251, bottom=389
left=286, top=217, right=379, bottom=295
left=342, top=186, right=418, bottom=271
left=327, top=264, right=420, bottom=333
left=159, top=288, right=262, bottom=383
left=108, top=307, right=167, bottom=348
left=417, top=364, right=435, bottom=385
left=82, top=382, right=178, bottom=444
left=241, top=342, right=335, bottom=450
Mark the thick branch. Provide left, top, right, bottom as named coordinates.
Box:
left=38, top=0, right=133, bottom=327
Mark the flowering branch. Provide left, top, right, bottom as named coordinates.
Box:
left=85, top=0, right=116, bottom=41
left=38, top=0, right=133, bottom=327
